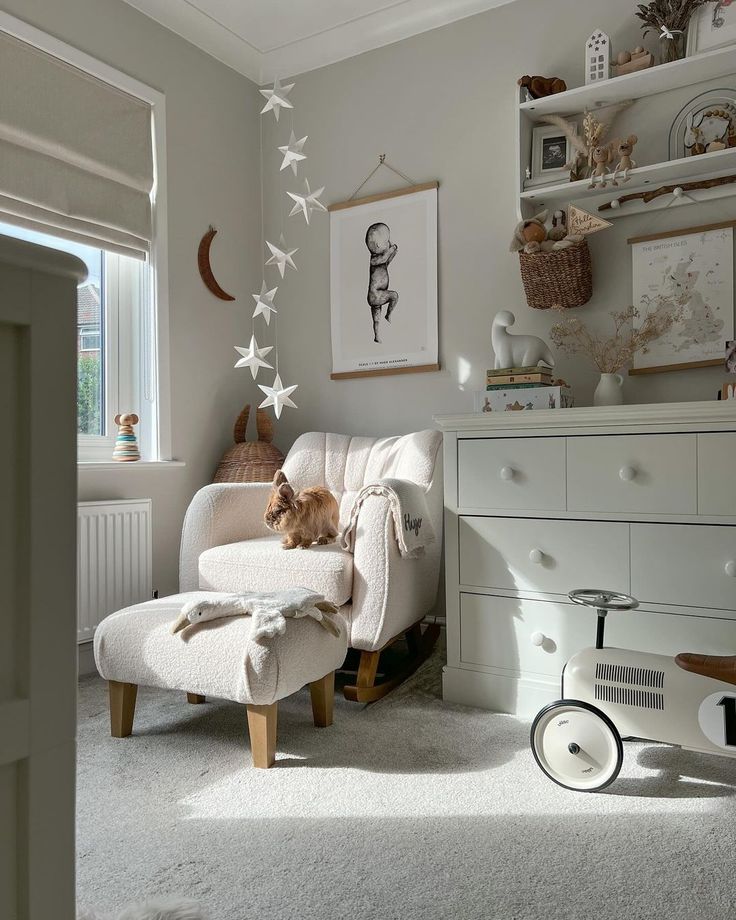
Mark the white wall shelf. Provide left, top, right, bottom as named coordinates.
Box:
left=521, top=146, right=736, bottom=216
left=520, top=45, right=736, bottom=120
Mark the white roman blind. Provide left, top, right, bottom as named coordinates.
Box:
left=0, top=30, right=154, bottom=258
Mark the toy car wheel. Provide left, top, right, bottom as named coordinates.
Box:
left=531, top=699, right=623, bottom=792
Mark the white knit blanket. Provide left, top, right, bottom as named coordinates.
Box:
left=340, top=477, right=435, bottom=558
left=170, top=588, right=341, bottom=642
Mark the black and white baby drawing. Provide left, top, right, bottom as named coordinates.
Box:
left=365, top=222, right=398, bottom=343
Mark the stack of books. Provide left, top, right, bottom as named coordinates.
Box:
left=484, top=365, right=573, bottom=413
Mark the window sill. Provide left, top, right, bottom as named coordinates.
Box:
left=77, top=460, right=186, bottom=472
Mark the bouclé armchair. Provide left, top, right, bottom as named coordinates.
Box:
left=180, top=430, right=443, bottom=701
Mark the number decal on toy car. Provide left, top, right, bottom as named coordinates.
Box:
left=698, top=692, right=736, bottom=749
left=717, top=696, right=736, bottom=747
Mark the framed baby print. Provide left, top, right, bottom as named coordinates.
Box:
left=328, top=182, right=439, bottom=379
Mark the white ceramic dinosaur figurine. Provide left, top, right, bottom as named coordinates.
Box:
left=491, top=310, right=555, bottom=369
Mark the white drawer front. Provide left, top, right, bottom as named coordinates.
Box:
left=631, top=523, right=736, bottom=612
left=698, top=434, right=736, bottom=516
left=459, top=593, right=736, bottom=678
left=457, top=437, right=565, bottom=511
left=459, top=517, right=629, bottom=595
left=567, top=434, right=696, bottom=514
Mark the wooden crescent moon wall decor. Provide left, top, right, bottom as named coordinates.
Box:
left=198, top=225, right=235, bottom=301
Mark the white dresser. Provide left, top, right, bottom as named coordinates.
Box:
left=435, top=402, right=736, bottom=716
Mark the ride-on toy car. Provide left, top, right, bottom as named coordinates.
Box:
left=530, top=589, right=736, bottom=792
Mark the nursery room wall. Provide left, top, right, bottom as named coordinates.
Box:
left=0, top=0, right=263, bottom=596
left=259, top=0, right=734, bottom=445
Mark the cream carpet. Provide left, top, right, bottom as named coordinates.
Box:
left=77, top=647, right=736, bottom=920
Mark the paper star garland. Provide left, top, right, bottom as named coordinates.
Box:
left=259, top=77, right=294, bottom=121
left=233, top=334, right=273, bottom=379
left=258, top=372, right=298, bottom=419
left=287, top=178, right=327, bottom=224
left=278, top=131, right=308, bottom=176
left=265, top=234, right=298, bottom=277
left=251, top=281, right=279, bottom=325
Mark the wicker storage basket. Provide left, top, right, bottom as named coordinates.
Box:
left=213, top=404, right=285, bottom=483
left=518, top=240, right=592, bottom=310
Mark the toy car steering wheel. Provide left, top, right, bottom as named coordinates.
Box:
left=569, top=589, right=639, bottom=649
left=568, top=589, right=639, bottom=612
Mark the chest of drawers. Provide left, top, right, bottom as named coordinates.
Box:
left=435, top=402, right=736, bottom=716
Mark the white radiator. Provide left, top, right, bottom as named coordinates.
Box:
left=77, top=499, right=152, bottom=643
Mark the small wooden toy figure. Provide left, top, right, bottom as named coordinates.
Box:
left=112, top=413, right=140, bottom=462
left=612, top=135, right=638, bottom=185
left=588, top=143, right=614, bottom=188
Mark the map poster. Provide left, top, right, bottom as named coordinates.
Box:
left=629, top=223, right=735, bottom=373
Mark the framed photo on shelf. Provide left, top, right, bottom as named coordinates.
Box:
left=628, top=221, right=735, bottom=374
left=687, top=2, right=736, bottom=54
left=328, top=182, right=439, bottom=380
left=525, top=124, right=574, bottom=188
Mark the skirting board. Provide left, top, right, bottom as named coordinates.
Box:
left=78, top=641, right=99, bottom=678
left=442, top=666, right=560, bottom=717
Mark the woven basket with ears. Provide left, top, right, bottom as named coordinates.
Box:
left=518, top=240, right=592, bottom=310
left=213, top=404, right=285, bottom=483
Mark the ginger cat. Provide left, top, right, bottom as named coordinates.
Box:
left=264, top=470, right=339, bottom=549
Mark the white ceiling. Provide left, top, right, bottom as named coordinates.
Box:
left=120, top=0, right=517, bottom=84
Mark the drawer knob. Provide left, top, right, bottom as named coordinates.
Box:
left=530, top=631, right=546, bottom=647
left=726, top=561, right=736, bottom=578
left=529, top=548, right=545, bottom=564
left=499, top=466, right=515, bottom=481
left=619, top=465, right=637, bottom=482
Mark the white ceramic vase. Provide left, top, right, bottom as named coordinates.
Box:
left=593, top=372, right=624, bottom=407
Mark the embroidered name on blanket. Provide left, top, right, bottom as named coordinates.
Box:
left=341, top=477, right=435, bottom=558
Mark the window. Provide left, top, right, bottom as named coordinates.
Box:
left=0, top=11, right=171, bottom=463
left=0, top=221, right=151, bottom=456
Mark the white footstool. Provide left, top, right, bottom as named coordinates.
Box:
left=94, top=592, right=348, bottom=768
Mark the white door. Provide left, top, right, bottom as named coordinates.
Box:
left=0, top=237, right=83, bottom=920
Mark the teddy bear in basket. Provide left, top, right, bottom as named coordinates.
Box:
left=509, top=209, right=583, bottom=255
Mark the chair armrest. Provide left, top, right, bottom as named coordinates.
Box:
left=179, top=482, right=273, bottom=591
left=350, top=492, right=442, bottom=650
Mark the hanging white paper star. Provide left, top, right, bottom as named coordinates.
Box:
left=287, top=178, right=327, bottom=224
left=251, top=281, right=279, bottom=325
left=265, top=234, right=298, bottom=278
left=259, top=77, right=295, bottom=121
left=258, top=372, right=298, bottom=419
left=234, top=334, right=273, bottom=379
left=278, top=131, right=308, bottom=176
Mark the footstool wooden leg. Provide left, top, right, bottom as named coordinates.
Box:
left=109, top=681, right=138, bottom=738
left=187, top=693, right=206, bottom=704
left=310, top=671, right=335, bottom=728
left=246, top=702, right=278, bottom=768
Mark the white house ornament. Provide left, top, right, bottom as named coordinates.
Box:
left=234, top=334, right=273, bottom=379
left=259, top=77, right=294, bottom=121
left=278, top=131, right=308, bottom=176
left=258, top=372, right=298, bottom=419
left=252, top=281, right=279, bottom=325
left=585, top=29, right=610, bottom=84
left=265, top=234, right=298, bottom=278
left=287, top=178, right=327, bottom=224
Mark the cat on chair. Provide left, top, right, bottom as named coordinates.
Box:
left=264, top=470, right=339, bottom=549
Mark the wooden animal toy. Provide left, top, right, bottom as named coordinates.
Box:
left=611, top=47, right=653, bottom=77
left=491, top=310, right=555, bottom=370
left=612, top=135, right=638, bottom=185
left=517, top=75, right=567, bottom=100
left=588, top=143, right=614, bottom=188
left=112, top=413, right=140, bottom=462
